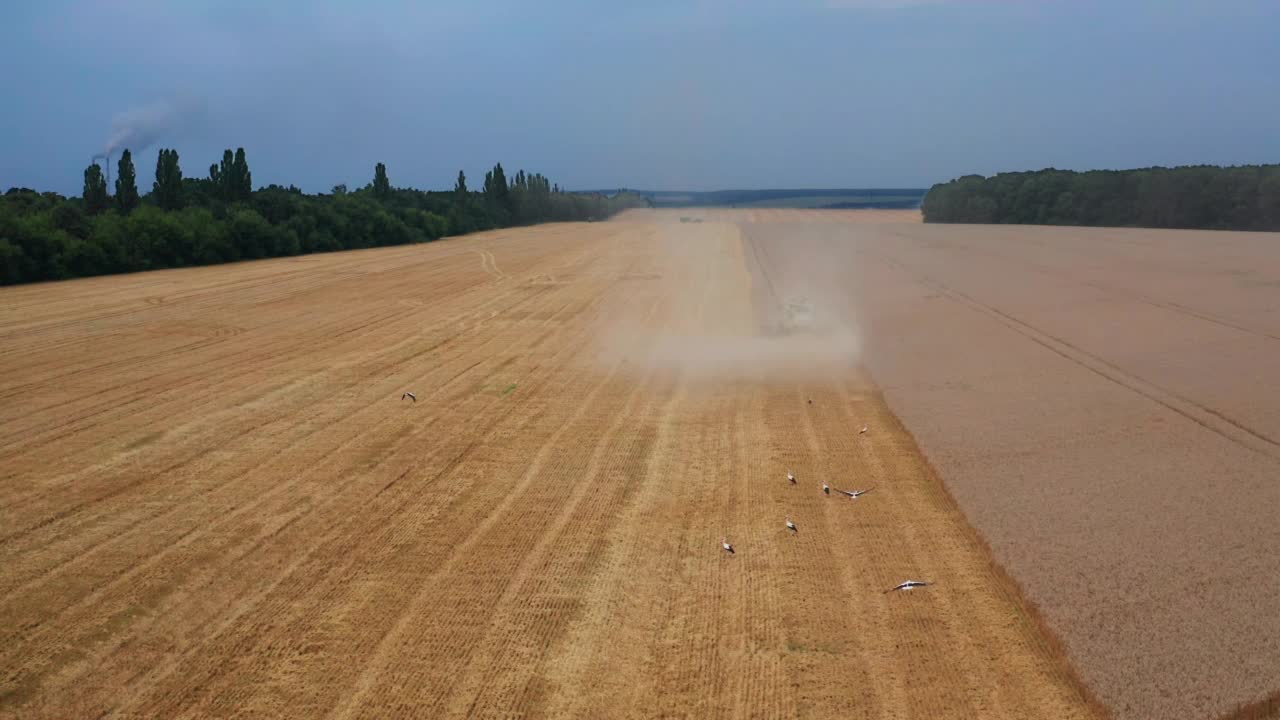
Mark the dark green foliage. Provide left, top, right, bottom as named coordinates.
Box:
left=52, top=204, right=90, bottom=239
left=1, top=150, right=645, bottom=286
left=153, top=149, right=184, bottom=211
left=216, top=148, right=234, bottom=198
left=114, top=150, right=139, bottom=215
left=209, top=148, right=252, bottom=202
left=373, top=163, right=391, bottom=197
left=228, top=208, right=278, bottom=259
left=181, top=176, right=216, bottom=207
left=483, top=162, right=510, bottom=209
left=506, top=170, right=560, bottom=225
left=922, top=164, right=1280, bottom=231
left=232, top=148, right=252, bottom=200
left=83, top=163, right=109, bottom=215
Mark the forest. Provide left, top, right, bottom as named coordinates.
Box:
left=922, top=164, right=1280, bottom=230
left=0, top=149, right=647, bottom=285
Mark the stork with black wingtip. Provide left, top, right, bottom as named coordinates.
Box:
left=402, top=392, right=416, bottom=403
left=837, top=487, right=874, bottom=501
left=885, top=580, right=931, bottom=593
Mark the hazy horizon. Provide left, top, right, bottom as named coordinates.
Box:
left=4, top=0, right=1279, bottom=196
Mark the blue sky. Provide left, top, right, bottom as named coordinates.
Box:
left=2, top=0, right=1278, bottom=194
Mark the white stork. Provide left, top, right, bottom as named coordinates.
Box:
left=859, top=425, right=868, bottom=435
left=402, top=392, right=416, bottom=402
left=885, top=580, right=931, bottom=593
left=822, top=481, right=830, bottom=495
left=787, top=470, right=796, bottom=485
left=837, top=487, right=874, bottom=500
left=721, top=537, right=735, bottom=555
left=785, top=517, right=797, bottom=533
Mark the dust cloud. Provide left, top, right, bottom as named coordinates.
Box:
left=639, top=327, right=862, bottom=382
left=583, top=218, right=863, bottom=383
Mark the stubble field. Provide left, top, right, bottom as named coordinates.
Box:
left=703, top=209, right=1280, bottom=720
left=0, top=211, right=1103, bottom=719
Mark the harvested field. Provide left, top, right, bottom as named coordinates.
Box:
left=728, top=214, right=1280, bottom=720
left=0, top=213, right=1098, bottom=719
left=642, top=207, right=922, bottom=224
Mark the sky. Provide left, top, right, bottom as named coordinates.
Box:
left=2, top=0, right=1279, bottom=194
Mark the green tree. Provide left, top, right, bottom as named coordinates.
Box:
left=228, top=208, right=274, bottom=259
left=82, top=162, right=109, bottom=215
left=372, top=162, right=391, bottom=197
left=213, top=150, right=234, bottom=201
left=52, top=204, right=90, bottom=239
left=208, top=148, right=252, bottom=202
left=232, top=148, right=252, bottom=201
left=921, top=165, right=1280, bottom=230
left=483, top=162, right=509, bottom=208
left=1, top=151, right=648, bottom=286
left=115, top=149, right=139, bottom=214
left=153, top=149, right=184, bottom=210
left=494, top=164, right=508, bottom=203
left=1259, top=170, right=1280, bottom=231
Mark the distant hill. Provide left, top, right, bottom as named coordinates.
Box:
left=591, top=188, right=928, bottom=210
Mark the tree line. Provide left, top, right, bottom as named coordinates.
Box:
left=922, top=164, right=1280, bottom=231
left=0, top=149, right=645, bottom=285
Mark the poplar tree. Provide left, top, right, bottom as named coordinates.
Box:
left=115, top=149, right=139, bottom=214
left=82, top=162, right=108, bottom=214
left=373, top=162, right=391, bottom=197
left=153, top=149, right=184, bottom=210
left=232, top=148, right=252, bottom=200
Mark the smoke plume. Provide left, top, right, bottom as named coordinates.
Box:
left=102, top=95, right=207, bottom=156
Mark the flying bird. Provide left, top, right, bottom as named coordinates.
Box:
left=721, top=537, right=735, bottom=555
left=837, top=487, right=874, bottom=500
left=787, top=471, right=796, bottom=485
left=786, top=517, right=798, bottom=533
left=402, top=392, right=416, bottom=402
left=859, top=426, right=868, bottom=435
left=822, top=481, right=830, bottom=495
left=885, top=580, right=931, bottom=593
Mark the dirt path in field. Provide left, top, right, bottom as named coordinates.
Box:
left=1, top=215, right=1094, bottom=718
